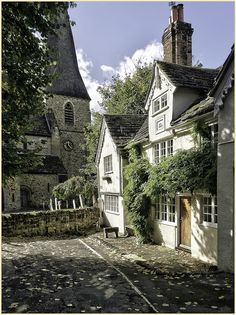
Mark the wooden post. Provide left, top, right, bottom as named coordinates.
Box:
left=50, top=199, right=53, bottom=211
left=73, top=199, right=76, bottom=209
left=55, top=198, right=58, bottom=210
left=92, top=195, right=97, bottom=206
left=79, top=194, right=84, bottom=208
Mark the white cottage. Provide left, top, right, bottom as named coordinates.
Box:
left=135, top=60, right=219, bottom=264
left=96, top=114, right=147, bottom=234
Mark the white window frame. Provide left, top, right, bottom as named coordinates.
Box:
left=154, top=195, right=176, bottom=225
left=104, top=194, right=119, bottom=213
left=202, top=195, right=217, bottom=228
left=104, top=155, right=112, bottom=174
left=155, top=115, right=165, bottom=134
left=152, top=93, right=168, bottom=115
left=153, top=139, right=173, bottom=164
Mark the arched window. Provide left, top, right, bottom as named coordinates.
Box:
left=64, top=102, right=74, bottom=126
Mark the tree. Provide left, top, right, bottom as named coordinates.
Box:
left=97, top=63, right=153, bottom=114
left=2, top=2, right=75, bottom=184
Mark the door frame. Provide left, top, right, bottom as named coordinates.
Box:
left=176, top=194, right=192, bottom=251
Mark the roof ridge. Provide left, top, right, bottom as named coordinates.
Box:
left=156, top=60, right=218, bottom=71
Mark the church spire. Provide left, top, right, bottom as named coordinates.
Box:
left=48, top=9, right=90, bottom=100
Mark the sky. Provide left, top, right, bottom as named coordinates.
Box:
left=68, top=2, right=235, bottom=112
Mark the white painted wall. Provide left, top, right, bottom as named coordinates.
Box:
left=98, top=125, right=125, bottom=234
left=217, top=88, right=234, bottom=272
left=191, top=195, right=217, bottom=265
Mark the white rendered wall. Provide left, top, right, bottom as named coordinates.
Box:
left=98, top=126, right=125, bottom=234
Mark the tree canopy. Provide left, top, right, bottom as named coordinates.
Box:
left=98, top=63, right=153, bottom=114
left=2, top=2, right=75, bottom=183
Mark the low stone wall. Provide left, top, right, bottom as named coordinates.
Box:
left=2, top=208, right=99, bottom=237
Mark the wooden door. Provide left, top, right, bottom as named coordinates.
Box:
left=179, top=197, right=191, bottom=248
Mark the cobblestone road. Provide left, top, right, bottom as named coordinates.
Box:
left=2, top=236, right=234, bottom=313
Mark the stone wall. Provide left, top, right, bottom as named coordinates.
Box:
left=2, top=207, right=99, bottom=237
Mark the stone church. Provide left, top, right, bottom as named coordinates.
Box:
left=3, top=10, right=91, bottom=212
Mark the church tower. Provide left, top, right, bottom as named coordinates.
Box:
left=162, top=3, right=194, bottom=66
left=47, top=9, right=91, bottom=178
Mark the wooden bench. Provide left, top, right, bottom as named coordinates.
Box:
left=103, top=227, right=119, bottom=238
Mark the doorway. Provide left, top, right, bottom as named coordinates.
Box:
left=179, top=197, right=191, bottom=249
left=20, top=186, right=31, bottom=209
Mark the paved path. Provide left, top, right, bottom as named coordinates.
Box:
left=2, top=236, right=234, bottom=313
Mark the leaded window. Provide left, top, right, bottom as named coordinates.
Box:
left=104, top=195, right=119, bottom=213
left=64, top=102, right=74, bottom=126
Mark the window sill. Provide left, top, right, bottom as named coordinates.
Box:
left=154, top=220, right=177, bottom=227
left=104, top=171, right=113, bottom=175
left=201, top=222, right=218, bottom=229
left=105, top=210, right=120, bottom=216
left=152, top=106, right=169, bottom=118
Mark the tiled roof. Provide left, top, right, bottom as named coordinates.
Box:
left=133, top=117, right=149, bottom=144
left=104, top=114, right=147, bottom=147
left=171, top=97, right=215, bottom=126
left=209, top=44, right=234, bottom=96
left=26, top=112, right=58, bottom=137
left=26, top=115, right=51, bottom=137
left=157, top=61, right=219, bottom=92
left=28, top=155, right=67, bottom=174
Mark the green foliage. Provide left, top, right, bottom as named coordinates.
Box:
left=98, top=63, right=153, bottom=114
left=83, top=111, right=103, bottom=177
left=2, top=2, right=75, bottom=183
left=124, top=146, right=152, bottom=243
left=145, top=144, right=217, bottom=198
left=52, top=176, right=84, bottom=201
left=52, top=175, right=97, bottom=207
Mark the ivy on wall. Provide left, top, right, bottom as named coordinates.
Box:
left=124, top=121, right=217, bottom=242
left=124, top=146, right=152, bottom=243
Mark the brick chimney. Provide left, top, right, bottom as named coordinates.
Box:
left=162, top=3, right=193, bottom=66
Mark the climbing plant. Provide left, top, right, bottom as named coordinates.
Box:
left=124, top=145, right=152, bottom=243
left=124, top=120, right=217, bottom=242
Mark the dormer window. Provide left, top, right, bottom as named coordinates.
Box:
left=64, top=102, right=74, bottom=126
left=152, top=93, right=168, bottom=115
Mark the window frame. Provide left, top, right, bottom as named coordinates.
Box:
left=154, top=195, right=176, bottom=225
left=104, top=194, right=119, bottom=214
left=202, top=195, right=218, bottom=228
left=155, top=115, right=165, bottom=134
left=153, top=139, right=173, bottom=164
left=152, top=93, right=168, bottom=115
left=104, top=154, right=113, bottom=174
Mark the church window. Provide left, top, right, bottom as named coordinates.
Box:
left=64, top=102, right=74, bottom=126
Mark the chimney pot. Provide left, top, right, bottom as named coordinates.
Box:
left=171, top=5, right=178, bottom=23
left=177, top=4, right=184, bottom=22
